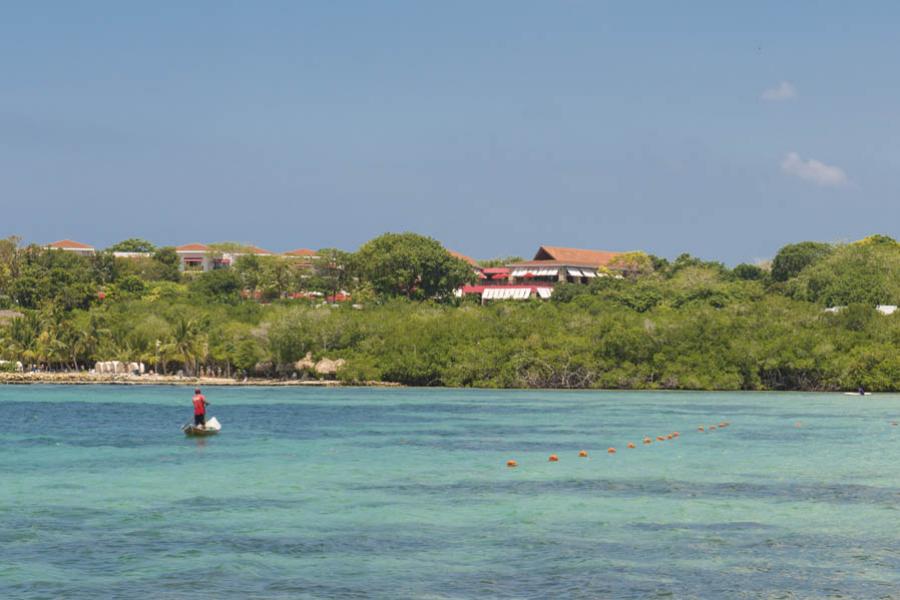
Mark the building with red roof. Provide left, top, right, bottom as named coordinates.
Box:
left=176, top=242, right=277, bottom=272
left=284, top=248, right=319, bottom=258
left=448, top=250, right=480, bottom=268
left=175, top=243, right=212, bottom=272
left=47, top=239, right=95, bottom=255
left=506, top=246, right=626, bottom=286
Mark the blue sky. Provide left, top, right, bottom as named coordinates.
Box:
left=2, top=2, right=898, bottom=263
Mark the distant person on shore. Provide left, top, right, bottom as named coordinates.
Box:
left=192, top=388, right=209, bottom=427
left=858, top=385, right=866, bottom=396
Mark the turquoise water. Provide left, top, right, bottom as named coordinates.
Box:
left=3, top=386, right=900, bottom=599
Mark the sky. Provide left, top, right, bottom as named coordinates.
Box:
left=1, top=1, right=899, bottom=264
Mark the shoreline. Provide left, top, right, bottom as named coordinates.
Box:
left=0, top=372, right=876, bottom=393
left=0, top=372, right=400, bottom=387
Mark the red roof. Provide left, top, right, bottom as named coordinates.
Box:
left=48, top=239, right=94, bottom=250
left=482, top=267, right=510, bottom=275
left=284, top=248, right=318, bottom=257
left=448, top=250, right=480, bottom=267
left=176, top=243, right=209, bottom=252
left=530, top=246, right=623, bottom=267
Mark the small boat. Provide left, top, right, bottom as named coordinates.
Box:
left=843, top=392, right=872, bottom=396
left=183, top=416, right=222, bottom=436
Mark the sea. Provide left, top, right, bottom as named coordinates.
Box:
left=2, top=386, right=900, bottom=599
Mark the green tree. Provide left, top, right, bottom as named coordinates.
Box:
left=261, top=257, right=295, bottom=299
left=189, top=269, right=241, bottom=303
left=791, top=241, right=900, bottom=306
left=108, top=238, right=156, bottom=253
left=91, top=251, right=119, bottom=285
left=116, top=274, right=147, bottom=296
left=0, top=236, right=21, bottom=302
left=608, top=252, right=655, bottom=278
left=312, top=248, right=352, bottom=301
left=167, top=316, right=206, bottom=375
left=234, top=254, right=262, bottom=291
left=733, top=263, right=766, bottom=281
left=355, top=233, right=474, bottom=300
left=771, top=241, right=834, bottom=282
left=152, top=247, right=182, bottom=282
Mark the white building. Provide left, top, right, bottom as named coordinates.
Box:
left=176, top=243, right=275, bottom=272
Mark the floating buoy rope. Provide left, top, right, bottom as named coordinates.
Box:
left=505, top=420, right=730, bottom=467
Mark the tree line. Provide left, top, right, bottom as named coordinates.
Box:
left=2, top=232, right=900, bottom=391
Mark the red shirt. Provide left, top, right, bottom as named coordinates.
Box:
left=192, top=394, right=206, bottom=415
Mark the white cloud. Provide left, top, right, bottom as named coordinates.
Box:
left=761, top=81, right=797, bottom=101
left=781, top=152, right=848, bottom=187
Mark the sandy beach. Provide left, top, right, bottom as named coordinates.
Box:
left=0, top=372, right=398, bottom=387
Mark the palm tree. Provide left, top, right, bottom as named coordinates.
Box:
left=5, top=312, right=41, bottom=367
left=168, top=316, right=205, bottom=376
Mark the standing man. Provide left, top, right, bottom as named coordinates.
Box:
left=192, top=388, right=209, bottom=427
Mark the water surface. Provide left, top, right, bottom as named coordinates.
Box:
left=3, top=386, right=900, bottom=598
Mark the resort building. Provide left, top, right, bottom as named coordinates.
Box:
left=457, top=246, right=626, bottom=303
left=176, top=243, right=214, bottom=272
left=283, top=248, right=319, bottom=259
left=46, top=240, right=95, bottom=256
left=506, top=246, right=623, bottom=285
left=176, top=243, right=276, bottom=272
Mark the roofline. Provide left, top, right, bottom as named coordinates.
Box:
left=506, top=260, right=608, bottom=268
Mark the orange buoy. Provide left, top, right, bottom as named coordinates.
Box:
left=643, top=437, right=652, bottom=444
left=656, top=436, right=665, bottom=441
left=627, top=442, right=636, bottom=449
left=506, top=460, right=518, bottom=468
left=666, top=434, right=673, bottom=440
left=718, top=422, right=727, bottom=428
left=672, top=432, right=680, bottom=438
left=578, top=450, right=588, bottom=457
left=698, top=426, right=705, bottom=432
left=548, top=454, right=559, bottom=462
left=607, top=447, right=616, bottom=454
left=709, top=426, right=717, bottom=431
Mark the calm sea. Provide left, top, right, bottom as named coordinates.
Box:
left=2, top=386, right=900, bottom=599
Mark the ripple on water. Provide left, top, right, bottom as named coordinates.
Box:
left=4, top=387, right=900, bottom=598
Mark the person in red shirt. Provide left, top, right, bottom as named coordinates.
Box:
left=192, top=388, right=209, bottom=427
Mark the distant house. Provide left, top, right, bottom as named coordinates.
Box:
left=47, top=239, right=95, bottom=256
left=506, top=246, right=624, bottom=285
left=176, top=243, right=213, bottom=272
left=283, top=248, right=319, bottom=259
left=457, top=246, right=628, bottom=303
left=176, top=243, right=276, bottom=272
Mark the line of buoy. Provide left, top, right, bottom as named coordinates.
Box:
left=507, top=421, right=730, bottom=467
